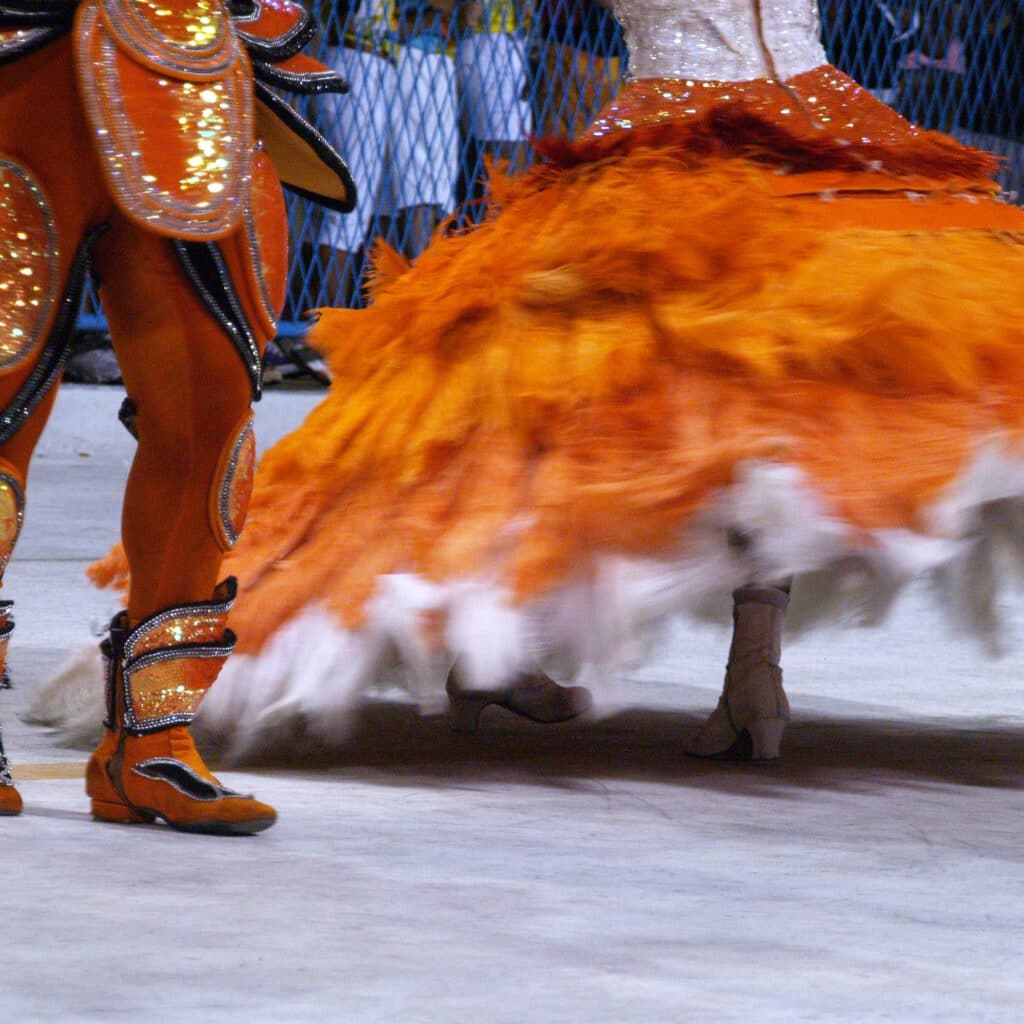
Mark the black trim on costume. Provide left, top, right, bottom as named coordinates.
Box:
left=0, top=25, right=67, bottom=64
left=233, top=3, right=318, bottom=64
left=227, top=0, right=259, bottom=16
left=0, top=225, right=106, bottom=448
left=0, top=2, right=76, bottom=28
left=100, top=611, right=129, bottom=730
left=252, top=59, right=348, bottom=96
left=131, top=758, right=244, bottom=799
left=0, top=611, right=12, bottom=690
left=254, top=80, right=356, bottom=214
left=173, top=240, right=264, bottom=400
left=0, top=735, right=12, bottom=787
left=118, top=397, right=138, bottom=440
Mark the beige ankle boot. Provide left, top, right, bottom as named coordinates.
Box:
left=683, top=585, right=790, bottom=762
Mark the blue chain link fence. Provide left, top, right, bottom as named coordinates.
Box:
left=78, top=1, right=1024, bottom=355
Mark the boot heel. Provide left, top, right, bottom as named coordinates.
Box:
left=448, top=693, right=491, bottom=734
left=747, top=718, right=786, bottom=761
left=90, top=797, right=153, bottom=825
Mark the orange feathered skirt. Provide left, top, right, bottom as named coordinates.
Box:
left=91, top=67, right=1024, bottom=728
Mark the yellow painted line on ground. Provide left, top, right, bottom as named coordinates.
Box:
left=14, top=763, right=86, bottom=781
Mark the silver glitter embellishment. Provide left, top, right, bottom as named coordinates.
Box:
left=0, top=160, right=59, bottom=372
left=613, top=0, right=826, bottom=82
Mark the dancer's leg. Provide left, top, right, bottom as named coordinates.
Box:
left=84, top=219, right=275, bottom=833
left=0, top=39, right=111, bottom=813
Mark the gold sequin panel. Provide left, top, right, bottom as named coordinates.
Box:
left=77, top=5, right=253, bottom=240
left=129, top=608, right=228, bottom=659
left=214, top=414, right=255, bottom=549
left=99, top=0, right=233, bottom=77
left=125, top=647, right=228, bottom=728
left=0, top=160, right=58, bottom=372
left=0, top=472, right=24, bottom=577
left=125, top=578, right=236, bottom=658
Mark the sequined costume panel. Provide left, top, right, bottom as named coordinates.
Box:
left=75, top=0, right=254, bottom=241
left=612, top=0, right=826, bottom=81
left=541, top=67, right=1001, bottom=189
left=118, top=577, right=235, bottom=730
left=97, top=0, right=234, bottom=77
left=126, top=603, right=231, bottom=660
left=124, top=647, right=230, bottom=730
left=0, top=158, right=59, bottom=373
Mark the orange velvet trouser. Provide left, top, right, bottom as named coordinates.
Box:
left=0, top=39, right=268, bottom=625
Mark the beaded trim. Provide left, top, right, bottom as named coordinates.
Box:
left=243, top=192, right=278, bottom=333
left=216, top=416, right=254, bottom=548
left=251, top=60, right=347, bottom=96
left=173, top=239, right=263, bottom=396
left=98, top=0, right=234, bottom=79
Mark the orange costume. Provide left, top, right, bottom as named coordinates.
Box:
left=89, top=2, right=1024, bottom=763
left=0, top=0, right=353, bottom=825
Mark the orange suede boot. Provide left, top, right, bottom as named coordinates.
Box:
left=86, top=579, right=275, bottom=835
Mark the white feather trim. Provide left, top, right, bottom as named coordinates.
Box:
left=27, top=451, right=1024, bottom=754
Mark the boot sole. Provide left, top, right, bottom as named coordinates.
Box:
left=91, top=798, right=276, bottom=835
left=169, top=816, right=277, bottom=836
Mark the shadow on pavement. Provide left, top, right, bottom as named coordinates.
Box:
left=226, top=700, right=1024, bottom=795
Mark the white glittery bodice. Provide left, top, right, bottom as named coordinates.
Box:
left=614, top=0, right=827, bottom=81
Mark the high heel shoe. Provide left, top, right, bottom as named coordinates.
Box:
left=683, top=585, right=790, bottom=762
left=446, top=663, right=593, bottom=734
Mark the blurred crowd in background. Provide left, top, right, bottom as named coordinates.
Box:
left=70, top=0, right=1024, bottom=384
